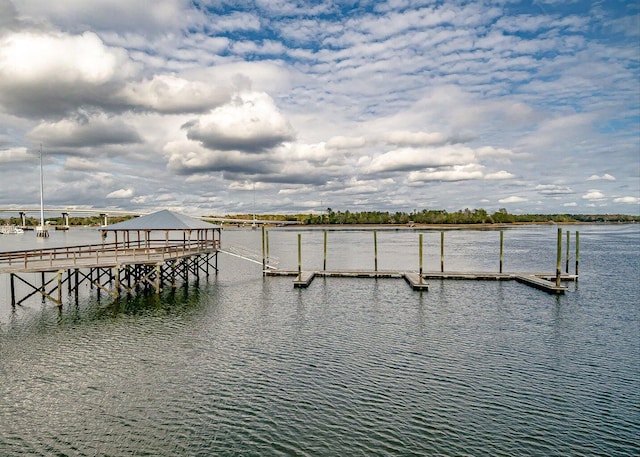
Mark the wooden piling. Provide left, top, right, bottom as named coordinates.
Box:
left=56, top=271, right=62, bottom=305
left=499, top=230, right=504, bottom=273
left=74, top=269, right=79, bottom=302
left=266, top=230, right=270, bottom=267
left=440, top=232, right=445, bottom=272
left=419, top=233, right=423, bottom=284
left=155, top=265, right=161, bottom=294
left=323, top=231, right=327, bottom=271
left=565, top=230, right=570, bottom=273
left=261, top=225, right=266, bottom=273
left=556, top=228, right=562, bottom=287
left=10, top=273, right=15, bottom=308
left=575, top=231, right=580, bottom=276
left=297, top=233, right=302, bottom=280
left=374, top=230, right=378, bottom=272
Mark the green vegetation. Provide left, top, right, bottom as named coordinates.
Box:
left=0, top=215, right=134, bottom=226
left=2, top=209, right=638, bottom=227
left=223, top=208, right=639, bottom=225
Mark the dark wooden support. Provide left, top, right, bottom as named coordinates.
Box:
left=440, top=232, right=445, bottom=272
left=10, top=273, right=15, bottom=308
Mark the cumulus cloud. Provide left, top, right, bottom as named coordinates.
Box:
left=183, top=91, right=295, bottom=153
left=116, top=75, right=231, bottom=114
left=582, top=190, right=606, bottom=200
left=499, top=196, right=528, bottom=203
left=0, top=31, right=139, bottom=117
left=368, top=146, right=476, bottom=173
left=484, top=170, right=514, bottom=180
left=63, top=157, right=103, bottom=172
left=381, top=131, right=447, bottom=147
left=613, top=196, right=640, bottom=204
left=0, top=1, right=637, bottom=215
left=326, top=136, right=366, bottom=150
left=587, top=173, right=616, bottom=181
left=165, top=139, right=268, bottom=175
left=28, top=115, right=141, bottom=148
left=408, top=164, right=484, bottom=182
left=0, top=146, right=30, bottom=163
left=536, top=184, right=574, bottom=195
left=13, top=0, right=199, bottom=35
left=106, top=188, right=134, bottom=199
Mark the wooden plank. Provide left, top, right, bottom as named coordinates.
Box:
left=318, top=270, right=403, bottom=278
left=515, top=274, right=567, bottom=294
left=293, top=271, right=315, bottom=288
left=403, top=272, right=429, bottom=291
left=421, top=271, right=515, bottom=280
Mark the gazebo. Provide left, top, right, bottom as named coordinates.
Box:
left=101, top=209, right=221, bottom=252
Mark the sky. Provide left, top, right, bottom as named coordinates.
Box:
left=0, top=0, right=638, bottom=217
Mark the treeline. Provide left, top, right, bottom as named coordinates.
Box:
left=2, top=209, right=638, bottom=227
left=296, top=208, right=640, bottom=225
left=224, top=208, right=639, bottom=225
left=0, top=215, right=133, bottom=226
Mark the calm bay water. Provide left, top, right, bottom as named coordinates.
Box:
left=0, top=224, right=638, bottom=456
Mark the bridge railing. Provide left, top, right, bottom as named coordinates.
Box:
left=0, top=239, right=220, bottom=271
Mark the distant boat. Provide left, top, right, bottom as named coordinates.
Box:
left=1, top=225, right=24, bottom=235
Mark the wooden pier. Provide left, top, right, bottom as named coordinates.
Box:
left=262, top=228, right=579, bottom=295
left=0, top=240, right=219, bottom=307
left=267, top=269, right=573, bottom=293
left=0, top=210, right=222, bottom=307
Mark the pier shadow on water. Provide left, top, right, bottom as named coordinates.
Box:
left=1, top=277, right=218, bottom=336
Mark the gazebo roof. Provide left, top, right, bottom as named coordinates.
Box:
left=102, top=210, right=220, bottom=231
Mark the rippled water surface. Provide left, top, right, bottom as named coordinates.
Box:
left=0, top=225, right=638, bottom=456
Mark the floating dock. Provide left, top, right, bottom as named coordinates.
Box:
left=267, top=269, right=573, bottom=293
left=262, top=228, right=579, bottom=295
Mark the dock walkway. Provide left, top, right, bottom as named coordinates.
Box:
left=266, top=269, right=574, bottom=294
left=0, top=240, right=219, bottom=307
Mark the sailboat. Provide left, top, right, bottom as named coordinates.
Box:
left=36, top=144, right=49, bottom=238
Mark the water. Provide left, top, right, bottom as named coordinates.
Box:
left=0, top=225, right=638, bottom=456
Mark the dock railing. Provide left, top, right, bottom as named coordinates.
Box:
left=0, top=239, right=220, bottom=272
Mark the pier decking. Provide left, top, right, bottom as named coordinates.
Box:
left=0, top=210, right=222, bottom=307
left=0, top=240, right=220, bottom=306
left=266, top=269, right=573, bottom=293
left=262, top=228, right=579, bottom=294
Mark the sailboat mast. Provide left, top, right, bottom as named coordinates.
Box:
left=39, top=144, right=45, bottom=228
left=36, top=144, right=49, bottom=237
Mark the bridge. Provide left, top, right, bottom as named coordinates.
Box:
left=0, top=207, right=301, bottom=228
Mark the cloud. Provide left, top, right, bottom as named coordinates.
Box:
left=63, top=157, right=103, bottom=172
left=484, top=170, right=514, bottom=180
left=0, top=146, right=30, bottom=163
left=0, top=1, right=638, bottom=215
left=536, top=184, right=574, bottom=195
left=0, top=31, right=139, bottom=117
left=587, top=173, right=616, bottom=181
left=183, top=91, right=295, bottom=153
left=106, top=188, right=134, bottom=199
left=381, top=131, right=448, bottom=147
left=28, top=115, right=141, bottom=148
left=368, top=146, right=476, bottom=173
left=408, top=164, right=485, bottom=182
left=13, top=0, right=200, bottom=35
left=326, top=136, right=366, bottom=150
left=613, top=196, right=640, bottom=204
left=499, top=196, right=528, bottom=204
left=521, top=112, right=596, bottom=149
left=582, top=190, right=606, bottom=201
left=116, top=75, right=231, bottom=114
